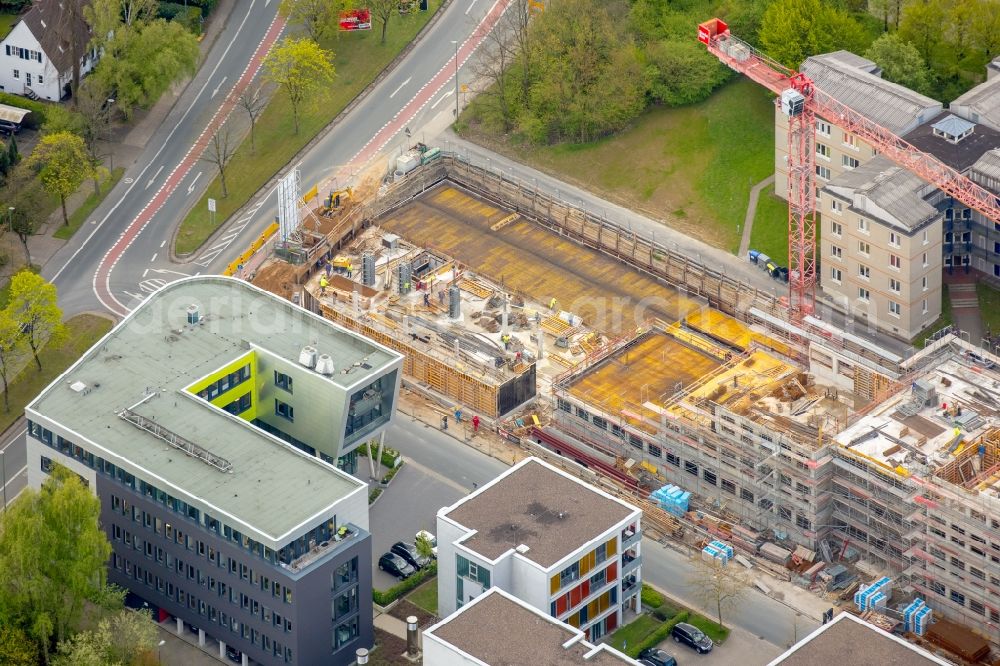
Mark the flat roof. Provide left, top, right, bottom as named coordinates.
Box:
left=427, top=589, right=636, bottom=665
left=904, top=111, right=1000, bottom=172
left=27, top=277, right=395, bottom=543
left=441, top=458, right=637, bottom=568
left=769, top=612, right=952, bottom=665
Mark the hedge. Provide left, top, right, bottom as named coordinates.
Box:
left=0, top=93, right=48, bottom=129
left=629, top=611, right=689, bottom=658
left=641, top=583, right=665, bottom=609
left=357, top=442, right=401, bottom=469
left=373, top=562, right=437, bottom=607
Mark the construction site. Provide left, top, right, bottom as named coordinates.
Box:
left=239, top=150, right=1000, bottom=663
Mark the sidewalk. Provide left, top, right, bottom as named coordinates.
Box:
left=25, top=0, right=240, bottom=272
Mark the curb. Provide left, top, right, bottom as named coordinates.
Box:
left=177, top=0, right=456, bottom=260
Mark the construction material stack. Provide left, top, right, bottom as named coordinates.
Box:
left=903, top=598, right=932, bottom=636
left=854, top=576, right=892, bottom=612
left=649, top=484, right=690, bottom=517
left=701, top=540, right=734, bottom=566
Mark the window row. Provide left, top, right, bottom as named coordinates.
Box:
left=196, top=363, right=251, bottom=401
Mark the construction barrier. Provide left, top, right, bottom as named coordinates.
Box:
left=224, top=221, right=279, bottom=277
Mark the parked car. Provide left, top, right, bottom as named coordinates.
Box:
left=391, top=541, right=431, bottom=569
left=0, top=119, right=20, bottom=135
left=378, top=552, right=416, bottom=580
left=672, top=622, right=714, bottom=654
left=415, top=529, right=438, bottom=558
left=638, top=648, right=678, bottom=666
left=225, top=645, right=242, bottom=663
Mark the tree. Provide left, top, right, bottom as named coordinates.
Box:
left=470, top=2, right=520, bottom=131
left=91, top=19, right=199, bottom=120
left=864, top=34, right=932, bottom=95
left=0, top=309, right=25, bottom=412
left=264, top=37, right=336, bottom=134
left=759, top=0, right=869, bottom=68
left=8, top=207, right=38, bottom=266
left=25, top=132, right=94, bottom=226
left=899, top=0, right=947, bottom=62
left=415, top=533, right=435, bottom=561
left=73, top=79, right=117, bottom=194
left=53, top=609, right=157, bottom=666
left=7, top=270, right=65, bottom=371
left=279, top=0, right=348, bottom=41
left=370, top=0, right=395, bottom=44
left=0, top=464, right=112, bottom=654
left=202, top=125, right=238, bottom=198
left=0, top=625, right=37, bottom=666
left=237, top=86, right=266, bottom=153
left=644, top=39, right=730, bottom=106
left=7, top=136, right=18, bottom=167
left=55, top=0, right=89, bottom=100
left=687, top=556, right=752, bottom=630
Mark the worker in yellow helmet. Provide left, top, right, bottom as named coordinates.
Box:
left=320, top=275, right=329, bottom=296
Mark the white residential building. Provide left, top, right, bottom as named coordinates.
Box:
left=0, top=0, right=98, bottom=101
left=436, top=457, right=642, bottom=642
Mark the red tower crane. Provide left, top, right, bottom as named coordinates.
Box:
left=698, top=18, right=1000, bottom=316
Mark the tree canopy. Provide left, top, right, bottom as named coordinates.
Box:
left=864, top=33, right=932, bottom=95
left=6, top=270, right=66, bottom=372
left=264, top=37, right=337, bottom=134
left=25, top=132, right=95, bottom=226
left=758, top=0, right=868, bottom=68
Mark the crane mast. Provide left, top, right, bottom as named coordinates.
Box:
left=698, top=18, right=1000, bottom=316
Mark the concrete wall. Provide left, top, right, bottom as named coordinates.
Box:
left=422, top=633, right=480, bottom=666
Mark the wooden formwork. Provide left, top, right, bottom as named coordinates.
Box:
left=320, top=303, right=502, bottom=417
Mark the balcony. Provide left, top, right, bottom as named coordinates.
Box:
left=282, top=525, right=360, bottom=574
left=622, top=574, right=639, bottom=596
left=622, top=552, right=642, bottom=576
left=621, top=527, right=642, bottom=550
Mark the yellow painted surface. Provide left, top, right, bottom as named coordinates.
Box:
left=675, top=350, right=793, bottom=411
left=566, top=332, right=722, bottom=425
left=185, top=351, right=258, bottom=421
left=378, top=185, right=702, bottom=334
left=685, top=308, right=792, bottom=357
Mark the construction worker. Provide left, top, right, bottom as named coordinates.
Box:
left=472, top=414, right=480, bottom=434
left=423, top=292, right=430, bottom=307
left=502, top=334, right=511, bottom=350
left=441, top=415, right=448, bottom=431
left=320, top=275, right=329, bottom=296
left=324, top=260, right=332, bottom=277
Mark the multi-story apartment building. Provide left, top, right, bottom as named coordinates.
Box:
left=424, top=588, right=638, bottom=665
left=26, top=276, right=405, bottom=666
left=773, top=50, right=1000, bottom=340
left=436, top=457, right=642, bottom=642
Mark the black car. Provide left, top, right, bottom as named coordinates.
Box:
left=391, top=541, right=431, bottom=569
left=638, top=648, right=678, bottom=666
left=378, top=552, right=416, bottom=580
left=225, top=645, right=242, bottom=663
left=672, top=622, right=714, bottom=654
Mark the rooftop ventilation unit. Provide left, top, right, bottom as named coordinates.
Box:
left=299, top=345, right=317, bottom=368
left=186, top=304, right=200, bottom=325
left=315, top=353, right=335, bottom=375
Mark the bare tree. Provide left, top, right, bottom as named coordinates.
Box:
left=9, top=207, right=38, bottom=266
left=504, top=0, right=534, bottom=107
left=470, top=2, right=520, bottom=130
left=687, top=555, right=752, bottom=631
left=237, top=86, right=267, bottom=153
left=202, top=125, right=238, bottom=198
left=74, top=79, right=116, bottom=193
left=370, top=0, right=395, bottom=44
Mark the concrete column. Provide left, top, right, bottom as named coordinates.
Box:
left=241, top=653, right=249, bottom=666
left=219, top=641, right=227, bottom=659
left=175, top=618, right=183, bottom=636
left=406, top=615, right=419, bottom=657
left=198, top=628, right=205, bottom=647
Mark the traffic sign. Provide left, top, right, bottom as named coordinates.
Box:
left=208, top=198, right=217, bottom=213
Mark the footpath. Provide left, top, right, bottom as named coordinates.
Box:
left=23, top=0, right=240, bottom=274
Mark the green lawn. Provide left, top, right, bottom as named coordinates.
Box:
left=913, top=284, right=954, bottom=348
left=749, top=184, right=789, bottom=264
left=54, top=168, right=125, bottom=240
left=977, top=282, right=1000, bottom=336
left=0, top=13, right=18, bottom=40
left=607, top=614, right=660, bottom=653
left=176, top=1, right=443, bottom=255
left=407, top=579, right=438, bottom=615
left=459, top=78, right=776, bottom=253
left=688, top=613, right=730, bottom=644
left=0, top=314, right=113, bottom=432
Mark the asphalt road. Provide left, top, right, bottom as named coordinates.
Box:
left=42, top=0, right=284, bottom=316
left=0, top=422, right=26, bottom=510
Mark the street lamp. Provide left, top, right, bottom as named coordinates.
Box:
left=451, top=40, right=459, bottom=118
left=157, top=639, right=165, bottom=663
left=106, top=99, right=115, bottom=171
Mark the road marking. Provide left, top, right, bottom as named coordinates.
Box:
left=465, top=0, right=478, bottom=14
left=211, top=76, right=229, bottom=99
left=160, top=240, right=166, bottom=248
left=186, top=171, right=203, bottom=195
left=70, top=0, right=284, bottom=316
left=142, top=269, right=149, bottom=278
left=123, top=177, right=134, bottom=183
left=430, top=89, right=454, bottom=109
left=145, top=165, right=164, bottom=190
left=150, top=253, right=158, bottom=262
left=1, top=427, right=26, bottom=453
left=389, top=76, right=412, bottom=99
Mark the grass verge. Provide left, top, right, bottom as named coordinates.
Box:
left=749, top=184, right=789, bottom=263
left=54, top=168, right=125, bottom=240
left=977, top=282, right=1000, bottom=335
left=175, top=1, right=443, bottom=256
left=0, top=13, right=18, bottom=40
left=458, top=78, right=775, bottom=253
left=688, top=613, right=730, bottom=644
left=913, top=284, right=953, bottom=348
left=406, top=579, right=438, bottom=616
left=607, top=614, right=659, bottom=653
left=0, top=314, right=113, bottom=432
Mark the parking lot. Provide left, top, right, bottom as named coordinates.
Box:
left=362, top=417, right=509, bottom=591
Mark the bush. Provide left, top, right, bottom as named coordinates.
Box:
left=629, top=611, right=689, bottom=658
left=651, top=605, right=674, bottom=622
left=641, top=583, right=664, bottom=609
left=357, top=442, right=401, bottom=469
left=368, top=487, right=383, bottom=504
left=0, top=93, right=48, bottom=129
left=373, top=562, right=437, bottom=607
left=381, top=461, right=404, bottom=484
